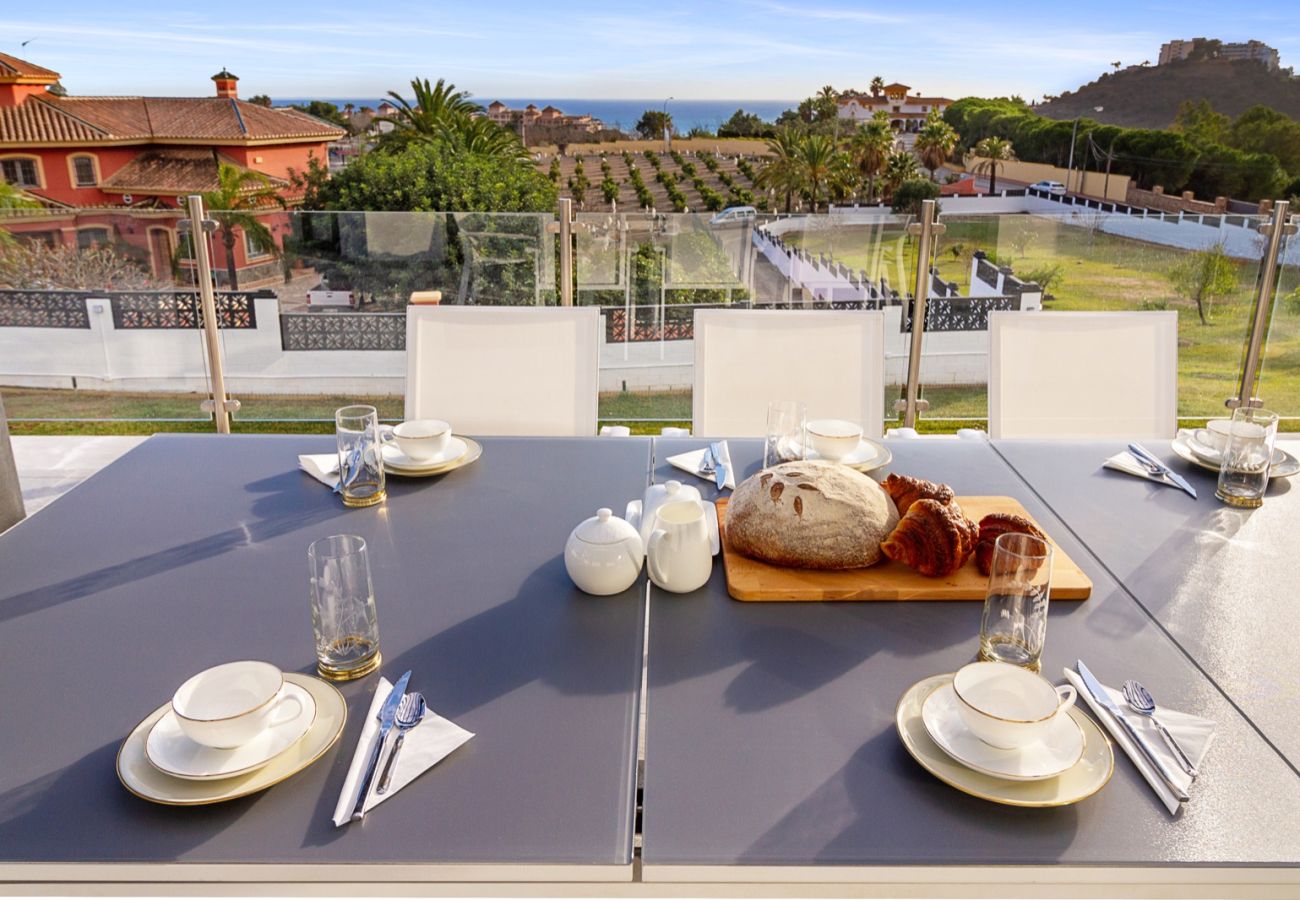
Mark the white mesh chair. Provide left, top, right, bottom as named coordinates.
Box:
left=405, top=306, right=599, bottom=436
left=692, top=309, right=886, bottom=438
left=988, top=310, right=1178, bottom=439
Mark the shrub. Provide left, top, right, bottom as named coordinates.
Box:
left=891, top=179, right=941, bottom=216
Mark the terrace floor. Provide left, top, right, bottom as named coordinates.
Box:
left=11, top=435, right=146, bottom=516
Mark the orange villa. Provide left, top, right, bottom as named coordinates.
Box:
left=837, top=82, right=953, bottom=133
left=0, top=53, right=344, bottom=285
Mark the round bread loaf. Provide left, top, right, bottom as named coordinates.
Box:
left=726, top=460, right=900, bottom=569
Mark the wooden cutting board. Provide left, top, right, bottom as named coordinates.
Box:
left=717, top=495, right=1091, bottom=601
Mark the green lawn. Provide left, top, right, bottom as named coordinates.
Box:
left=786, top=218, right=1300, bottom=422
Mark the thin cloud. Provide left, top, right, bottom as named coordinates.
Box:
left=755, top=1, right=908, bottom=25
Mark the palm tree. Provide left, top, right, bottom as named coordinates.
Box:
left=870, top=76, right=885, bottom=98
left=970, top=136, right=1016, bottom=193
left=448, top=115, right=528, bottom=160
left=797, top=133, right=837, bottom=212
left=200, top=162, right=284, bottom=291
left=814, top=84, right=839, bottom=121
left=849, top=120, right=894, bottom=203
left=757, top=128, right=804, bottom=213
left=0, top=181, right=39, bottom=210
left=914, top=111, right=959, bottom=182
left=380, top=77, right=480, bottom=150
left=882, top=151, right=920, bottom=200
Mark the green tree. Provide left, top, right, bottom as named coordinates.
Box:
left=757, top=128, right=804, bottom=213
left=915, top=111, right=959, bottom=181
left=797, top=133, right=837, bottom=211
left=0, top=181, right=39, bottom=210
left=849, top=119, right=894, bottom=203
left=971, top=135, right=1016, bottom=193
left=883, top=151, right=920, bottom=199
left=378, top=77, right=481, bottom=151
left=718, top=108, right=772, bottom=138
left=891, top=178, right=940, bottom=216
left=870, top=76, right=885, bottom=97
left=200, top=163, right=284, bottom=290
left=248, top=94, right=273, bottom=108
left=1228, top=106, right=1300, bottom=175
left=635, top=110, right=674, bottom=139
left=1172, top=99, right=1230, bottom=147
left=298, top=141, right=556, bottom=213
left=813, top=85, right=839, bottom=122
left=1168, top=243, right=1238, bottom=325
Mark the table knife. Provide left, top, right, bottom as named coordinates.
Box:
left=350, top=669, right=412, bottom=821
left=1128, top=442, right=1197, bottom=499
left=1077, top=660, right=1190, bottom=803
left=708, top=442, right=728, bottom=490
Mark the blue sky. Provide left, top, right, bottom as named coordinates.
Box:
left=3, top=1, right=1296, bottom=103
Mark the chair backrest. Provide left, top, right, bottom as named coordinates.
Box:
left=405, top=306, right=599, bottom=436
left=0, top=393, right=25, bottom=532
left=692, top=309, right=886, bottom=438
left=988, top=310, right=1178, bottom=439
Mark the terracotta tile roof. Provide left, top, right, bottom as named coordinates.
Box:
left=100, top=149, right=289, bottom=195
left=0, top=95, right=344, bottom=146
left=0, top=53, right=60, bottom=80
left=0, top=98, right=106, bottom=143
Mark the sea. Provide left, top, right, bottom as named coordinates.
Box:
left=277, top=98, right=796, bottom=133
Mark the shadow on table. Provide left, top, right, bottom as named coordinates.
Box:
left=0, top=740, right=263, bottom=860
left=740, top=730, right=1080, bottom=864
left=0, top=470, right=348, bottom=625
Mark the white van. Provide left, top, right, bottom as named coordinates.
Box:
left=709, top=206, right=757, bottom=226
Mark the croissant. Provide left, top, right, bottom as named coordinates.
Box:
left=975, top=514, right=1048, bottom=576
left=882, top=474, right=955, bottom=516
left=880, top=499, right=972, bottom=577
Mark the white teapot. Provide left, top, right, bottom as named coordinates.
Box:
left=564, top=508, right=645, bottom=596
left=626, top=480, right=703, bottom=549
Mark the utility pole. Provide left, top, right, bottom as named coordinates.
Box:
left=662, top=97, right=673, bottom=153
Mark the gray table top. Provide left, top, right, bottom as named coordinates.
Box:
left=641, top=437, right=1300, bottom=871
left=0, top=434, right=649, bottom=870
left=993, top=437, right=1300, bottom=768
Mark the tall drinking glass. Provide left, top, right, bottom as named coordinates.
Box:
left=979, top=533, right=1054, bottom=672
left=308, top=534, right=382, bottom=681
left=764, top=400, right=807, bottom=468
left=1215, top=407, right=1279, bottom=508
left=335, top=405, right=386, bottom=508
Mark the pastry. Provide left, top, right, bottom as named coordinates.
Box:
left=975, top=513, right=1049, bottom=576
left=882, top=474, right=955, bottom=516
left=879, top=498, right=972, bottom=577
left=727, top=460, right=900, bottom=569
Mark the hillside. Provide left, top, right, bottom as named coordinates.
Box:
left=1038, top=59, right=1300, bottom=128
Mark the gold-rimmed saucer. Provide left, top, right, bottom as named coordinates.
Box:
left=896, top=673, right=1114, bottom=808
left=382, top=436, right=482, bottom=477
left=117, top=673, right=345, bottom=806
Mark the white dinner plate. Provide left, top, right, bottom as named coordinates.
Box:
left=145, top=681, right=316, bottom=781
left=382, top=436, right=483, bottom=476
left=921, top=682, right=1084, bottom=782
left=1171, top=431, right=1298, bottom=479
left=118, top=673, right=345, bottom=806
left=896, top=674, right=1113, bottom=808
left=799, top=437, right=893, bottom=473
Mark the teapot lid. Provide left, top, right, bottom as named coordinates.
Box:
left=573, top=508, right=641, bottom=545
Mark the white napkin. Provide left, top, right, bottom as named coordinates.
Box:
left=1102, top=450, right=1179, bottom=489
left=1063, top=667, right=1215, bottom=815
left=667, top=442, right=735, bottom=490
left=299, top=453, right=339, bottom=488
left=331, top=677, right=475, bottom=827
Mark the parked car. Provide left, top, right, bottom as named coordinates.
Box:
left=1028, top=180, right=1067, bottom=195
left=709, top=206, right=757, bottom=226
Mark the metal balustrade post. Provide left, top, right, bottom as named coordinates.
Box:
left=558, top=198, right=574, bottom=307
left=0, top=392, right=24, bottom=532
left=1230, top=200, right=1296, bottom=410
left=184, top=195, right=237, bottom=433
left=894, top=199, right=946, bottom=428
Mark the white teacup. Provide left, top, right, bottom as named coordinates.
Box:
left=391, top=419, right=451, bottom=461
left=1201, top=419, right=1234, bottom=453
left=951, top=661, right=1076, bottom=750
left=172, top=661, right=303, bottom=749
left=806, top=418, right=863, bottom=462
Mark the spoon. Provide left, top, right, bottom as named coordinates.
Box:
left=1122, top=680, right=1198, bottom=778
left=377, top=692, right=427, bottom=795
